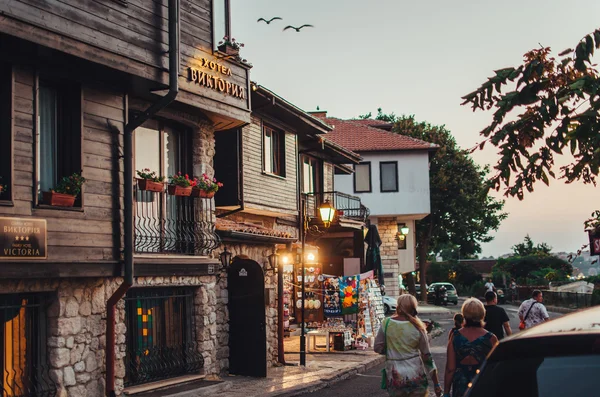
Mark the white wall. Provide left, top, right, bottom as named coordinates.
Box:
left=335, top=151, right=431, bottom=217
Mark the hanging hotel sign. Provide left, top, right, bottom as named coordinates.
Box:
left=188, top=58, right=247, bottom=100
left=0, top=217, right=47, bottom=260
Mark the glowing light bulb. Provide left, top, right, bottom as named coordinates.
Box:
left=307, top=253, right=315, bottom=261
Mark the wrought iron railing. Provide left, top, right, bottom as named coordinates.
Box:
left=134, top=185, right=220, bottom=255
left=0, top=294, right=56, bottom=397
left=124, top=287, right=204, bottom=387
left=306, top=191, right=369, bottom=223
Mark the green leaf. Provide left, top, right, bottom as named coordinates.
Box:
left=558, top=48, right=573, bottom=56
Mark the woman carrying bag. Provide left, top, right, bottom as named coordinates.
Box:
left=374, top=295, right=442, bottom=397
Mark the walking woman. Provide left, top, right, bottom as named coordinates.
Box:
left=375, top=295, right=442, bottom=397
left=443, top=298, right=498, bottom=397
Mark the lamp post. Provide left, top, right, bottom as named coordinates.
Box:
left=299, top=194, right=335, bottom=366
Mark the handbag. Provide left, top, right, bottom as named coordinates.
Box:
left=380, top=318, right=391, bottom=389
left=519, top=301, right=537, bottom=330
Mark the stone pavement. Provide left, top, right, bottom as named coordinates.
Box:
left=224, top=350, right=384, bottom=397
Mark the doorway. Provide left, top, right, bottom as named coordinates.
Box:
left=228, top=258, right=267, bottom=377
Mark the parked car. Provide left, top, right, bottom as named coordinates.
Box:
left=382, top=295, right=397, bottom=315
left=427, top=282, right=459, bottom=305
left=465, top=305, right=600, bottom=397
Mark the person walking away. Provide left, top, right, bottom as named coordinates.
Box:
left=518, top=290, right=549, bottom=329
left=448, top=313, right=464, bottom=341
left=509, top=279, right=517, bottom=302
left=483, top=291, right=512, bottom=340
left=443, top=298, right=498, bottom=397
left=484, top=278, right=495, bottom=293
left=375, top=295, right=442, bottom=397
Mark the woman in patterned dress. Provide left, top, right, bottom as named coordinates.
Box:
left=443, top=298, right=498, bottom=397
left=375, top=295, right=442, bottom=397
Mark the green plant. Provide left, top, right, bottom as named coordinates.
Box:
left=592, top=289, right=600, bottom=306
left=218, top=36, right=244, bottom=51
left=136, top=168, right=164, bottom=183
left=53, top=172, right=86, bottom=196
left=168, top=172, right=197, bottom=188
left=196, top=173, right=223, bottom=193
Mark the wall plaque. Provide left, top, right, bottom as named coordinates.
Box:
left=0, top=217, right=47, bottom=260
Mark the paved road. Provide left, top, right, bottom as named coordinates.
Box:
left=304, top=300, right=563, bottom=396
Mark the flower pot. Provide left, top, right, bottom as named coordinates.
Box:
left=42, top=191, right=76, bottom=207
left=218, top=44, right=239, bottom=56
left=137, top=179, right=164, bottom=192
left=192, top=189, right=215, bottom=198
left=168, top=185, right=192, bottom=197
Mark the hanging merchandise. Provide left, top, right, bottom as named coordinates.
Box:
left=323, top=275, right=342, bottom=317
left=367, top=279, right=386, bottom=335
left=340, top=275, right=360, bottom=315
left=358, top=271, right=374, bottom=337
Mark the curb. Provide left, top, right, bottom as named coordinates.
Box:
left=268, top=355, right=385, bottom=397
left=157, top=380, right=232, bottom=397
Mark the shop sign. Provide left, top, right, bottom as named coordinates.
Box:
left=589, top=229, right=600, bottom=256
left=0, top=217, right=47, bottom=260
left=239, top=268, right=248, bottom=277
left=188, top=58, right=247, bottom=100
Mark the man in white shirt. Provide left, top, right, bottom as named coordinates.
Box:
left=484, top=278, right=495, bottom=293
left=518, top=290, right=550, bottom=329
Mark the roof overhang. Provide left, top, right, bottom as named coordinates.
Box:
left=251, top=85, right=332, bottom=135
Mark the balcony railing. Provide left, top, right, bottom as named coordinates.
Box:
left=305, top=191, right=370, bottom=223
left=134, top=185, right=220, bottom=255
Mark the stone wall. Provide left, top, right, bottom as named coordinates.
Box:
left=0, top=274, right=226, bottom=397
left=376, top=217, right=400, bottom=298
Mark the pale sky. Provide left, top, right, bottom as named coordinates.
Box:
left=232, top=0, right=600, bottom=257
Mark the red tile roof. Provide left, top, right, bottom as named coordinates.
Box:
left=316, top=117, right=436, bottom=153
left=216, top=218, right=294, bottom=239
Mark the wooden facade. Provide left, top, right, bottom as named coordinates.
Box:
left=0, top=0, right=251, bottom=130
left=0, top=60, right=126, bottom=276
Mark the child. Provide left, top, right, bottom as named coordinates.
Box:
left=448, top=313, right=464, bottom=340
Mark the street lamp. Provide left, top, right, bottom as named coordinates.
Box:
left=267, top=251, right=278, bottom=272
left=299, top=194, right=336, bottom=366
left=219, top=247, right=232, bottom=270
left=319, top=200, right=335, bottom=228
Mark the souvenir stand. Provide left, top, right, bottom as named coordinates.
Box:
left=282, top=263, right=295, bottom=337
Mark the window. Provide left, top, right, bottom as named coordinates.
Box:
left=380, top=161, right=398, bottom=192
left=134, top=120, right=196, bottom=254
left=124, top=288, right=203, bottom=387
left=213, top=0, right=231, bottom=50
left=0, top=63, right=11, bottom=202
left=36, top=79, right=82, bottom=205
left=263, top=125, right=285, bottom=177
left=353, top=162, right=371, bottom=193
left=0, top=294, right=55, bottom=396
left=302, top=156, right=319, bottom=193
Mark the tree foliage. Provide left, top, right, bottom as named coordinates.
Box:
left=494, top=255, right=572, bottom=285
left=462, top=29, right=600, bottom=199
left=511, top=234, right=552, bottom=256
left=361, top=113, right=507, bottom=300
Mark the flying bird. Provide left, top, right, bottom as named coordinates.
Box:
left=283, top=24, right=314, bottom=32
left=257, top=17, right=282, bottom=24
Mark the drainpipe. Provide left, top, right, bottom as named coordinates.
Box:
left=105, top=0, right=180, bottom=395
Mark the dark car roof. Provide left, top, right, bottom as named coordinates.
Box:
left=508, top=305, right=600, bottom=340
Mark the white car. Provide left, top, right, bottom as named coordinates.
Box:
left=382, top=296, right=397, bottom=314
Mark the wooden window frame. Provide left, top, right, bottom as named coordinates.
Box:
left=262, top=124, right=286, bottom=178
left=0, top=63, right=14, bottom=206
left=33, top=73, right=83, bottom=210
left=301, top=155, right=320, bottom=194
left=212, top=0, right=231, bottom=51
left=353, top=162, right=372, bottom=193
left=380, top=161, right=399, bottom=193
